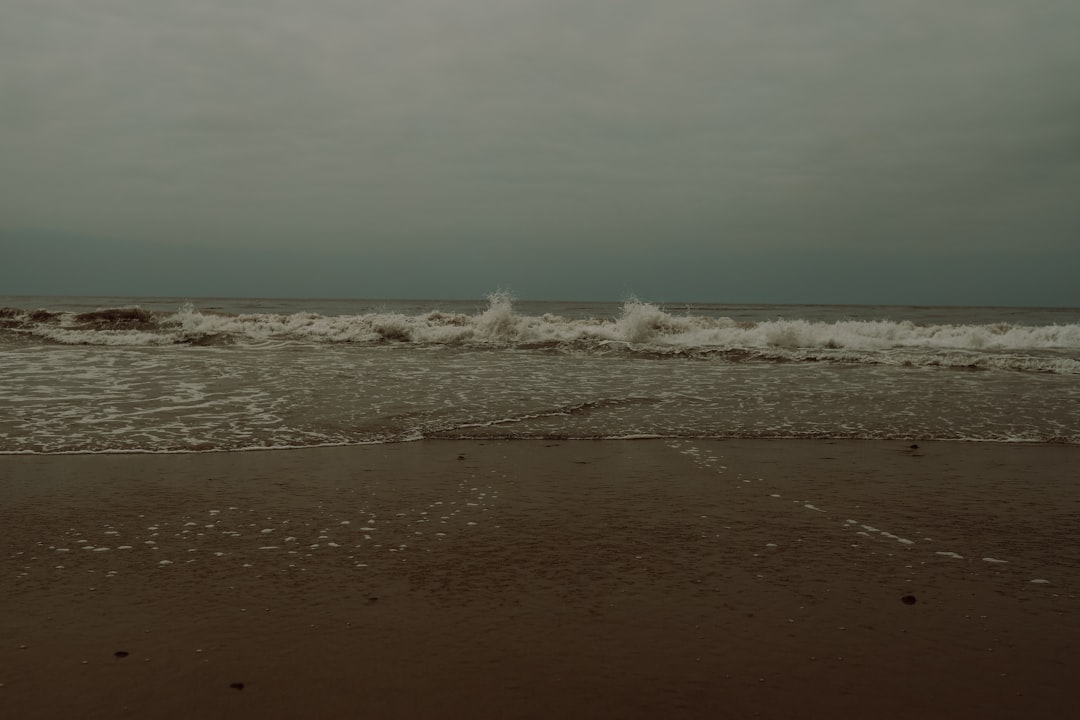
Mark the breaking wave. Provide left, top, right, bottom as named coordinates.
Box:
left=2, top=293, right=1078, bottom=374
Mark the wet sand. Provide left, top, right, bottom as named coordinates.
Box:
left=1, top=440, right=1077, bottom=719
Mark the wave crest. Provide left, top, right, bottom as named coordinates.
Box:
left=2, top=298, right=1078, bottom=373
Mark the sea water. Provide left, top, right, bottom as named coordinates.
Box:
left=1, top=294, right=1077, bottom=453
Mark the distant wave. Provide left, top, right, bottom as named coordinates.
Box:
left=3, top=293, right=1078, bottom=374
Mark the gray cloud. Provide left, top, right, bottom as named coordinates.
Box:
left=2, top=0, right=1078, bottom=303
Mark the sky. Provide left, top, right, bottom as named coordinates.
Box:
left=2, top=0, right=1078, bottom=305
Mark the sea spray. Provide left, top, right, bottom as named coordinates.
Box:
left=1, top=297, right=1078, bottom=374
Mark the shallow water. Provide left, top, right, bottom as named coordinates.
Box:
left=1, top=295, right=1078, bottom=452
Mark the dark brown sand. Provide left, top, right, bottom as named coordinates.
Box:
left=1, top=440, right=1077, bottom=719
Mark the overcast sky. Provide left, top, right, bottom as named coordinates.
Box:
left=2, top=0, right=1078, bottom=305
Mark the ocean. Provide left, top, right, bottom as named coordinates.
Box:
left=1, top=294, right=1077, bottom=453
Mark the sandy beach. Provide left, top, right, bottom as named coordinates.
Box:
left=2, top=439, right=1077, bottom=719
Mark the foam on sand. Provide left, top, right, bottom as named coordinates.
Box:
left=3, top=438, right=1076, bottom=719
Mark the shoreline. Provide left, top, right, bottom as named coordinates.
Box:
left=2, top=439, right=1077, bottom=719
left=2, top=433, right=1077, bottom=458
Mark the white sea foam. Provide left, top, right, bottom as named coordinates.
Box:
left=880, top=532, right=914, bottom=545
left=3, top=297, right=1078, bottom=454
left=9, top=297, right=1079, bottom=374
